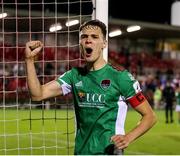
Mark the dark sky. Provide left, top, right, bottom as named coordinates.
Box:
left=109, top=0, right=174, bottom=24
left=2, top=0, right=175, bottom=25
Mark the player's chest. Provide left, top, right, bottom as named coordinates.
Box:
left=73, top=76, right=120, bottom=102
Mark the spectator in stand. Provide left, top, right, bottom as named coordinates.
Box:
left=162, top=80, right=175, bottom=123
left=13, top=64, right=18, bottom=76
left=7, top=78, right=18, bottom=91
left=175, top=83, right=180, bottom=124
left=44, top=62, right=54, bottom=75
left=153, top=85, right=162, bottom=110
left=0, top=78, right=3, bottom=91
left=144, top=75, right=156, bottom=109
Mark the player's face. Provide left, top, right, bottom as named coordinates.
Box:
left=79, top=25, right=107, bottom=63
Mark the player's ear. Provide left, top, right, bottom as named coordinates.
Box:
left=102, top=40, right=107, bottom=49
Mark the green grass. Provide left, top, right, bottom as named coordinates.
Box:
left=0, top=109, right=75, bottom=155
left=0, top=109, right=180, bottom=155
left=125, top=109, right=180, bottom=155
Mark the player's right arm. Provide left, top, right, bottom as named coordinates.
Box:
left=25, top=40, right=63, bottom=101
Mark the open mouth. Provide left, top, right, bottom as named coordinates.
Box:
left=85, top=48, right=93, bottom=54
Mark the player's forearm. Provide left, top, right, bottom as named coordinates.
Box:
left=126, top=111, right=157, bottom=143
left=25, top=59, right=43, bottom=100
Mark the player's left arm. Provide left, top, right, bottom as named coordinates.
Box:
left=127, top=99, right=157, bottom=141
left=111, top=96, right=157, bottom=150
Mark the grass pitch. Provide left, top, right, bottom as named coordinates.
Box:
left=125, top=109, right=180, bottom=155
left=0, top=109, right=180, bottom=155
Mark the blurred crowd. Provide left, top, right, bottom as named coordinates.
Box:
left=0, top=47, right=180, bottom=123
left=139, top=73, right=180, bottom=124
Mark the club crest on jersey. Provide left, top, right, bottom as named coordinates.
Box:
left=101, top=79, right=111, bottom=90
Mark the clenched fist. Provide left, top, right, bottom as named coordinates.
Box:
left=25, top=40, right=43, bottom=60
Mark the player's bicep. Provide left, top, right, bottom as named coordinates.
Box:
left=41, top=80, right=63, bottom=100
left=133, top=99, right=153, bottom=116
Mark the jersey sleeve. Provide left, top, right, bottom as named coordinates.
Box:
left=56, top=70, right=73, bottom=95
left=119, top=71, right=146, bottom=108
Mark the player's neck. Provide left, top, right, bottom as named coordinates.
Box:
left=86, top=59, right=107, bottom=71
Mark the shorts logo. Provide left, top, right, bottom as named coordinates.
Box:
left=101, top=79, right=111, bottom=90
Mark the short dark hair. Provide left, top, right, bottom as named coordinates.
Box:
left=79, top=19, right=107, bottom=38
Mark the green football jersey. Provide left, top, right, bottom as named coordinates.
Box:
left=57, top=64, right=142, bottom=155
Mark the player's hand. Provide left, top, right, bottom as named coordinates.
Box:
left=111, top=134, right=130, bottom=150
left=25, top=40, right=43, bottom=60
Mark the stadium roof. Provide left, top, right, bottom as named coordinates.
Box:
left=109, top=18, right=180, bottom=39
left=1, top=0, right=174, bottom=24
left=1, top=0, right=180, bottom=40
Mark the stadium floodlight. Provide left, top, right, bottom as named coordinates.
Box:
left=127, top=25, right=141, bottom=32
left=109, top=29, right=122, bottom=37
left=0, top=12, right=7, bottom=18
left=49, top=23, right=62, bottom=32
left=66, top=19, right=79, bottom=27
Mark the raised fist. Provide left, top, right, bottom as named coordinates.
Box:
left=25, top=40, right=43, bottom=60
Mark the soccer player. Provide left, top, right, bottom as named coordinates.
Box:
left=175, top=83, right=180, bottom=124
left=25, top=19, right=157, bottom=155
left=162, top=80, right=175, bottom=123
